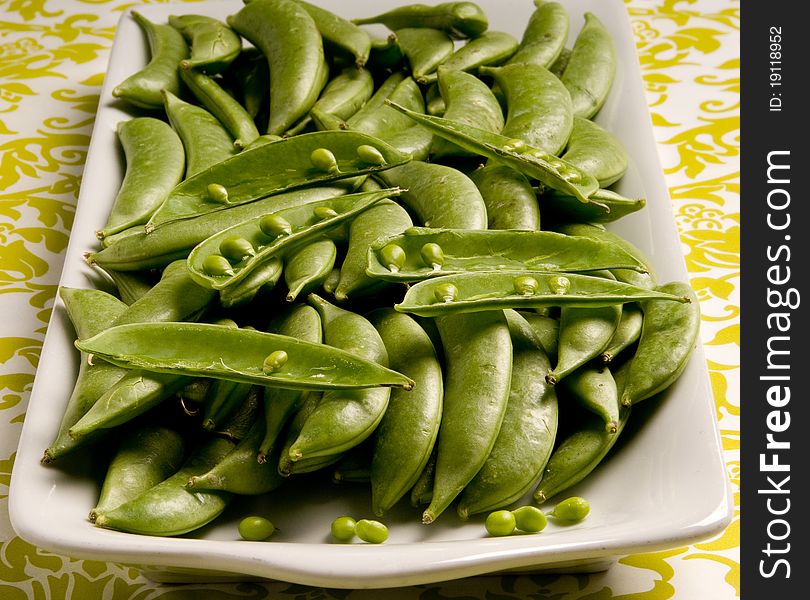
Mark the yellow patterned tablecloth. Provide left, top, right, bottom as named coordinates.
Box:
left=1, top=0, right=739, bottom=597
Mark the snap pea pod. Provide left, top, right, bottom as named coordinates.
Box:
left=559, top=365, right=620, bottom=433
left=430, top=67, right=504, bottom=159
left=219, top=256, right=283, bottom=308
left=521, top=312, right=559, bottom=364
left=396, top=27, right=455, bottom=81
left=352, top=2, right=489, bottom=39
left=228, top=0, right=328, bottom=136
left=395, top=271, right=690, bottom=317
left=561, top=12, right=617, bottom=119
left=560, top=116, right=628, bottom=187
left=366, top=228, right=648, bottom=282
left=469, top=164, right=540, bottom=230
left=97, top=117, right=185, bottom=240
left=169, top=13, right=242, bottom=74
left=549, top=46, right=571, bottom=78
left=601, top=303, right=643, bottom=364
left=367, top=309, right=443, bottom=517
left=506, top=0, right=569, bottom=68
left=409, top=447, right=437, bottom=507
left=145, top=131, right=409, bottom=231
left=375, top=161, right=487, bottom=230
left=333, top=444, right=372, bottom=484
left=94, top=436, right=235, bottom=536
left=418, top=30, right=518, bottom=84
left=162, top=89, right=236, bottom=179
left=276, top=392, right=341, bottom=477
left=621, top=281, right=700, bottom=406
left=112, top=11, right=189, bottom=109
left=77, top=321, right=413, bottom=391
left=340, top=74, right=426, bottom=141
left=259, top=304, right=322, bottom=463
left=286, top=294, right=393, bottom=461
left=42, top=288, right=129, bottom=463
left=283, top=238, right=338, bottom=302
left=186, top=188, right=399, bottom=290
left=186, top=417, right=284, bottom=495
left=423, top=309, right=512, bottom=524
left=200, top=322, right=254, bottom=431
left=227, top=47, right=269, bottom=120
left=88, top=185, right=351, bottom=272
left=97, top=267, right=156, bottom=305
left=457, top=309, right=557, bottom=518
left=91, top=423, right=185, bottom=521
left=539, top=188, right=646, bottom=224
left=386, top=101, right=599, bottom=202
left=367, top=32, right=404, bottom=71
left=294, top=0, right=371, bottom=67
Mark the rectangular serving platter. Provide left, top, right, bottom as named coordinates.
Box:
left=9, top=0, right=732, bottom=589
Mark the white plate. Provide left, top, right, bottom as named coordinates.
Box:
left=9, top=0, right=732, bottom=589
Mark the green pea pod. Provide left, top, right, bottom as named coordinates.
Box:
left=228, top=0, right=328, bottom=136
left=601, top=303, right=643, bottom=364
left=418, top=30, right=519, bottom=84
left=187, top=417, right=284, bottom=495
left=333, top=444, right=372, bottom=484
left=480, top=63, right=573, bottom=156
left=521, top=312, right=559, bottom=364
left=423, top=310, right=512, bottom=524
left=395, top=270, right=690, bottom=318
left=169, top=14, right=242, bottom=74
left=227, top=47, right=269, bottom=120
left=287, top=294, right=392, bottom=461
left=97, top=117, right=185, bottom=241
left=88, top=185, right=352, bottom=272
left=96, top=267, right=156, bottom=305
left=367, top=309, right=443, bottom=517
left=346, top=74, right=425, bottom=140
left=533, top=406, right=631, bottom=504
left=283, top=238, right=338, bottom=302
left=162, top=90, right=236, bottom=178
left=201, top=343, right=254, bottom=432
left=506, top=0, right=569, bottom=68
left=219, top=256, right=283, bottom=308
left=561, top=12, right=617, bottom=119
left=539, top=188, right=646, bottom=224
left=560, top=117, right=628, bottom=187
left=259, top=304, right=322, bottom=463
left=75, top=321, right=415, bottom=391
left=334, top=200, right=413, bottom=302
left=409, top=447, right=437, bottom=507
left=42, top=288, right=129, bottom=463
left=431, top=67, right=504, bottom=159
left=559, top=365, right=620, bottom=433
left=294, top=0, right=372, bottom=67
left=367, top=228, right=648, bottom=282
left=469, top=164, right=540, bottom=230
left=145, top=130, right=410, bottom=230
left=384, top=124, right=435, bottom=162
left=94, top=436, right=235, bottom=536
left=91, top=423, right=185, bottom=521
left=277, top=392, right=343, bottom=477
left=549, top=46, right=571, bottom=77
left=396, top=27, right=455, bottom=81
left=621, top=281, right=701, bottom=406
left=352, top=2, right=489, bottom=39
left=385, top=101, right=599, bottom=202
left=457, top=309, right=557, bottom=518
left=186, top=188, right=399, bottom=291
left=112, top=11, right=189, bottom=109
left=376, top=162, right=487, bottom=230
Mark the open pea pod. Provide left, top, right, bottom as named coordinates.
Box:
left=395, top=271, right=691, bottom=317
left=366, top=227, right=648, bottom=282
left=76, top=322, right=415, bottom=391
left=145, top=130, right=410, bottom=231
left=385, top=101, right=599, bottom=202
left=187, top=188, right=400, bottom=290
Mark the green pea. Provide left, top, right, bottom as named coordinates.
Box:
left=354, top=519, right=388, bottom=544
left=207, top=183, right=229, bottom=204
left=503, top=138, right=527, bottom=153
left=238, top=516, right=275, bottom=541
left=357, top=144, right=387, bottom=165
left=219, top=236, right=255, bottom=262
left=513, top=275, right=539, bottom=296
left=380, top=243, right=406, bottom=272
left=550, top=496, right=590, bottom=522
left=310, top=147, right=340, bottom=173
left=485, top=510, right=516, bottom=537
left=420, top=242, right=444, bottom=270
left=259, top=213, right=293, bottom=237
left=262, top=350, right=288, bottom=374
left=549, top=275, right=571, bottom=295
left=202, top=254, right=234, bottom=277
left=434, top=282, right=458, bottom=303
left=330, top=515, right=357, bottom=542
left=512, top=506, right=547, bottom=533
left=313, top=206, right=339, bottom=220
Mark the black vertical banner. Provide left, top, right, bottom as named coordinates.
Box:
left=741, top=2, right=808, bottom=597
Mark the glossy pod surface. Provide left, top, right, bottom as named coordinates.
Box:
left=76, top=322, right=414, bottom=391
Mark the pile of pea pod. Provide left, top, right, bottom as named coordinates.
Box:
left=44, top=0, right=702, bottom=538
